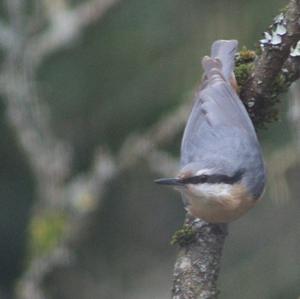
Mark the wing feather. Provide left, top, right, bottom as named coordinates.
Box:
left=180, top=40, right=257, bottom=166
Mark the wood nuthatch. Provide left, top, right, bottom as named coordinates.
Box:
left=155, top=40, right=266, bottom=223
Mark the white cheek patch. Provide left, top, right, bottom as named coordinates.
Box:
left=191, top=183, right=232, bottom=198
left=195, top=168, right=214, bottom=176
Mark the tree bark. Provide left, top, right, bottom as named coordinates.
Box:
left=172, top=217, right=227, bottom=299
left=240, top=0, right=300, bottom=126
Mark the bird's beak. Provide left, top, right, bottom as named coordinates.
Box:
left=154, top=177, right=184, bottom=187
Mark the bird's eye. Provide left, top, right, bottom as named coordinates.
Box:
left=197, top=175, right=208, bottom=183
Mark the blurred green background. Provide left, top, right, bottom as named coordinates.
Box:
left=1, top=0, right=300, bottom=298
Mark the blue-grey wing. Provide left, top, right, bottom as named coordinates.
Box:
left=180, top=81, right=256, bottom=166
left=181, top=40, right=257, bottom=166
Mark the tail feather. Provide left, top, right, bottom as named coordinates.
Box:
left=211, top=40, right=238, bottom=80
left=202, top=40, right=238, bottom=82
left=202, top=56, right=224, bottom=80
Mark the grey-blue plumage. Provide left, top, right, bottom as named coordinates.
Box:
left=180, top=40, right=265, bottom=200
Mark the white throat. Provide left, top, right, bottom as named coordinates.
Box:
left=189, top=183, right=233, bottom=199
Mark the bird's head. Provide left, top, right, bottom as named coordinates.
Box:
left=154, top=160, right=266, bottom=222
left=154, top=162, right=245, bottom=200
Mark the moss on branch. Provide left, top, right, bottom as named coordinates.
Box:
left=234, top=44, right=298, bottom=128
left=171, top=224, right=197, bottom=247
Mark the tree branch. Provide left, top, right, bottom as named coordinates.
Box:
left=172, top=218, right=227, bottom=299
left=0, top=0, right=124, bottom=298
left=0, top=0, right=123, bottom=207
left=240, top=0, right=300, bottom=126
left=26, top=0, right=121, bottom=71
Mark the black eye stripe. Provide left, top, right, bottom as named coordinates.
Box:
left=180, top=170, right=244, bottom=185
left=181, top=175, right=208, bottom=184
left=207, top=174, right=237, bottom=184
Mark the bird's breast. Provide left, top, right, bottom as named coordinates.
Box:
left=183, top=184, right=257, bottom=223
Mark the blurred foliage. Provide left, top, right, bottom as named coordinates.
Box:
left=28, top=212, right=67, bottom=258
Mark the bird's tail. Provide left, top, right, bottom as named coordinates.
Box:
left=202, top=40, right=238, bottom=83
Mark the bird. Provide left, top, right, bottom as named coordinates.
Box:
left=154, top=40, right=266, bottom=223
